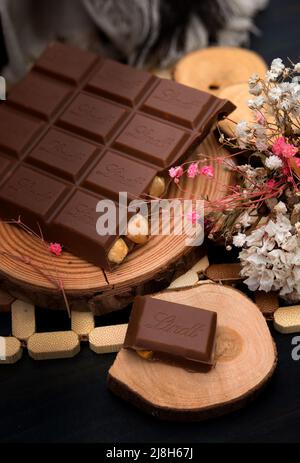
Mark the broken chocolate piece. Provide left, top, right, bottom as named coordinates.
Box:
left=124, top=296, right=217, bottom=369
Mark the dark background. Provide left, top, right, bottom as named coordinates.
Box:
left=1, top=0, right=300, bottom=444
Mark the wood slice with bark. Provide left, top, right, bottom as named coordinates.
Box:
left=107, top=284, right=277, bottom=421
left=0, top=134, right=234, bottom=314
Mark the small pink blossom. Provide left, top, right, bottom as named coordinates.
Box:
left=49, top=243, right=62, bottom=256
left=294, top=158, right=300, bottom=167
left=272, top=136, right=285, bottom=155
left=272, top=136, right=298, bottom=158
left=266, top=179, right=276, bottom=189
left=169, top=166, right=183, bottom=180
left=199, top=165, right=214, bottom=178
left=283, top=144, right=298, bottom=158
left=255, top=111, right=265, bottom=125
left=187, top=211, right=200, bottom=224
left=187, top=162, right=199, bottom=178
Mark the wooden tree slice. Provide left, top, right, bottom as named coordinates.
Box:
left=218, top=83, right=276, bottom=141
left=173, top=47, right=267, bottom=95
left=0, top=134, right=234, bottom=314
left=107, top=284, right=277, bottom=421
left=217, top=83, right=253, bottom=137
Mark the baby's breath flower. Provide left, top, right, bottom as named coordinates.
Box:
left=255, top=139, right=268, bottom=152
left=294, top=63, right=300, bottom=72
left=248, top=96, right=265, bottom=109
left=268, top=86, right=282, bottom=102
left=239, top=211, right=254, bottom=228
left=265, top=155, right=283, bottom=170
left=239, top=206, right=300, bottom=298
left=266, top=70, right=279, bottom=82
left=233, top=233, right=247, bottom=248
left=219, top=133, right=225, bottom=143
left=274, top=201, right=287, bottom=214
left=249, top=83, right=263, bottom=96
left=235, top=120, right=252, bottom=148
left=270, top=58, right=285, bottom=76
left=295, top=222, right=300, bottom=235
left=248, top=73, right=260, bottom=86
left=248, top=74, right=263, bottom=95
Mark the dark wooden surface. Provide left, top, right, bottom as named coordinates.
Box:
left=1, top=0, right=300, bottom=443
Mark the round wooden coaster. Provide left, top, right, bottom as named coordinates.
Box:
left=217, top=82, right=253, bottom=136
left=0, top=133, right=234, bottom=314
left=173, top=47, right=267, bottom=95
left=107, top=284, right=277, bottom=421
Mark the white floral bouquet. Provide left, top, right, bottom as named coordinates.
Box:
left=169, top=58, right=300, bottom=302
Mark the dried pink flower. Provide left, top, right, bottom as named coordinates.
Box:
left=169, top=166, right=183, bottom=180
left=187, top=211, right=200, bottom=224
left=266, top=179, right=276, bottom=189
left=187, top=162, right=199, bottom=178
left=199, top=165, right=214, bottom=178
left=49, top=243, right=63, bottom=256
left=272, top=136, right=298, bottom=158
left=255, top=111, right=265, bottom=125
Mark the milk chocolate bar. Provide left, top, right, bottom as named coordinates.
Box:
left=0, top=42, right=235, bottom=270
left=124, top=296, right=217, bottom=369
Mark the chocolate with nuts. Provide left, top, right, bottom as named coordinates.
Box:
left=124, top=296, right=217, bottom=369
left=0, top=42, right=235, bottom=270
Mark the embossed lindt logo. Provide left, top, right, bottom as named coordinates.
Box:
left=67, top=203, right=95, bottom=226
left=39, top=139, right=86, bottom=162
left=8, top=178, right=54, bottom=202
left=145, top=311, right=205, bottom=338
left=127, top=125, right=174, bottom=148
left=70, top=103, right=114, bottom=123
left=154, top=88, right=198, bottom=108
left=98, top=163, right=146, bottom=186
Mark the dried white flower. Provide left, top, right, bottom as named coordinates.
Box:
left=265, top=155, right=283, bottom=170
left=270, top=58, right=285, bottom=77
left=248, top=73, right=260, bottom=86
left=239, top=205, right=300, bottom=300
left=248, top=78, right=263, bottom=96
left=238, top=211, right=256, bottom=228
left=255, top=138, right=268, bottom=152
left=274, top=201, right=287, bottom=215
left=233, top=233, right=247, bottom=248
left=266, top=70, right=279, bottom=82
left=252, top=123, right=268, bottom=152
left=249, top=84, right=263, bottom=96
left=268, top=86, right=282, bottom=102
left=294, top=63, right=300, bottom=73
left=248, top=96, right=265, bottom=109
left=235, top=120, right=252, bottom=148
left=282, top=235, right=298, bottom=252
left=295, top=222, right=300, bottom=235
